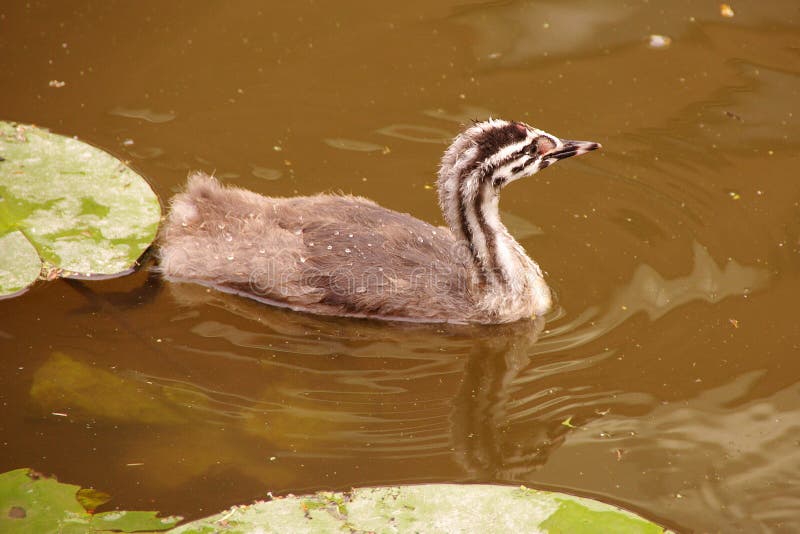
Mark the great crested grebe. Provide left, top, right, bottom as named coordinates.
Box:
left=158, top=119, right=600, bottom=324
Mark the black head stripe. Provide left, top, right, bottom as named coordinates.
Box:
left=474, top=122, right=530, bottom=164
left=506, top=155, right=538, bottom=178
left=552, top=150, right=577, bottom=160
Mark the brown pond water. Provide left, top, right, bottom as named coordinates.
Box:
left=1, top=1, right=799, bottom=531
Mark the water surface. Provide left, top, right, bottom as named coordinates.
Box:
left=1, top=1, right=798, bottom=530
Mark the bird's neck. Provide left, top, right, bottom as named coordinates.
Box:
left=437, top=164, right=528, bottom=290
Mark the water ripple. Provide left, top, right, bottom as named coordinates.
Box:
left=109, top=106, right=176, bottom=123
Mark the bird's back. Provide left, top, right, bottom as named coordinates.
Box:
left=158, top=173, right=477, bottom=322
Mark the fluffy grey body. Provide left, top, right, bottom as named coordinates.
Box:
left=158, top=119, right=600, bottom=324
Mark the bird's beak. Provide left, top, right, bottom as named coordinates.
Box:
left=547, top=139, right=602, bottom=160
left=538, top=139, right=601, bottom=171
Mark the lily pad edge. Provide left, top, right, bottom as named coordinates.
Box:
left=0, top=120, right=162, bottom=298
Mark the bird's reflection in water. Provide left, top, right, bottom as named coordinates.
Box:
left=156, top=283, right=551, bottom=484
left=149, top=241, right=766, bottom=490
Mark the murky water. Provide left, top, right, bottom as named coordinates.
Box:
left=1, top=1, right=798, bottom=531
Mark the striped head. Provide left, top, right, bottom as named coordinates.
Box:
left=440, top=118, right=601, bottom=192
left=437, top=118, right=601, bottom=240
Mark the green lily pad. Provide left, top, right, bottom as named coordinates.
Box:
left=0, top=121, right=161, bottom=298
left=76, top=488, right=112, bottom=513
left=170, top=484, right=671, bottom=533
left=0, top=468, right=181, bottom=533
left=540, top=497, right=664, bottom=534
left=1, top=471, right=670, bottom=533
left=0, top=231, right=41, bottom=297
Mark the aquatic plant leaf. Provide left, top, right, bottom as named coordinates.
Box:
left=76, top=488, right=112, bottom=513
left=540, top=498, right=664, bottom=534
left=0, top=468, right=86, bottom=533
left=0, top=468, right=181, bottom=533
left=30, top=352, right=185, bottom=425
left=0, top=231, right=41, bottom=297
left=169, top=484, right=671, bottom=533
left=90, top=510, right=182, bottom=532
left=0, top=121, right=161, bottom=298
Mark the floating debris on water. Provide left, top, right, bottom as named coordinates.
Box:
left=648, top=34, right=672, bottom=49
left=720, top=3, right=735, bottom=18
left=48, top=80, right=66, bottom=88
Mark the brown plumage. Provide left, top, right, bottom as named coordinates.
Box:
left=158, top=119, right=600, bottom=324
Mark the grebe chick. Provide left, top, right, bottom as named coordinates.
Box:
left=158, top=119, right=600, bottom=324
